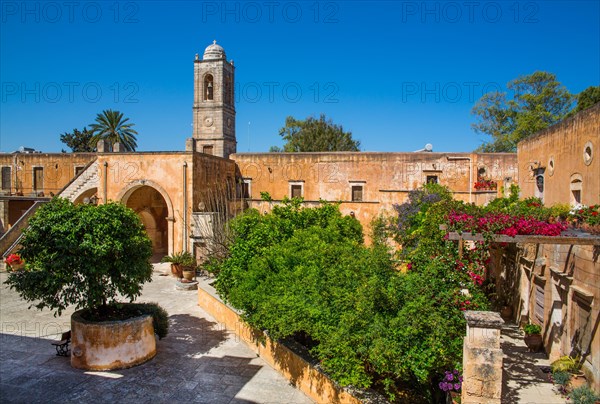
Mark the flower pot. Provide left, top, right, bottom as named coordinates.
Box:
left=448, top=391, right=460, bottom=404
left=171, top=263, right=183, bottom=278
left=500, top=306, right=513, bottom=321
left=568, top=372, right=587, bottom=391
left=10, top=262, right=25, bottom=271
left=524, top=333, right=543, bottom=352
left=182, top=269, right=195, bottom=281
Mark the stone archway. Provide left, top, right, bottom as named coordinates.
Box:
left=119, top=183, right=171, bottom=262
left=73, top=188, right=98, bottom=205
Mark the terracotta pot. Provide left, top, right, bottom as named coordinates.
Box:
left=524, top=333, right=543, bottom=352
left=171, top=263, right=183, bottom=278
left=182, top=270, right=195, bottom=281
left=449, top=391, right=460, bottom=404
left=500, top=306, right=513, bottom=321
left=569, top=372, right=587, bottom=391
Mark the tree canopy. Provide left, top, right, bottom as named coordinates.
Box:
left=89, top=109, right=139, bottom=151
left=5, top=198, right=152, bottom=316
left=572, top=85, right=600, bottom=114
left=60, top=127, right=95, bottom=152
left=472, top=71, right=573, bottom=152
left=274, top=114, right=360, bottom=152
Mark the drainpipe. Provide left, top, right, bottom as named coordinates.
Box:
left=12, top=154, right=18, bottom=194
left=182, top=161, right=188, bottom=252
left=447, top=156, right=472, bottom=204
left=103, top=162, right=108, bottom=204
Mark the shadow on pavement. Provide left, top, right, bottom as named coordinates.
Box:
left=0, top=313, right=265, bottom=403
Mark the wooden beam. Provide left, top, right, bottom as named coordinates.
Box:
left=446, top=231, right=600, bottom=245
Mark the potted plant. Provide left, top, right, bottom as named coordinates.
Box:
left=523, top=323, right=543, bottom=352
left=551, top=355, right=587, bottom=392
left=5, top=198, right=166, bottom=370
left=4, top=253, right=24, bottom=271
left=162, top=251, right=196, bottom=280
left=550, top=370, right=571, bottom=395
left=498, top=297, right=513, bottom=321
left=567, top=386, right=600, bottom=404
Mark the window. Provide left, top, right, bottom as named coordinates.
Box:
left=75, top=166, right=85, bottom=176
left=203, top=145, right=214, bottom=155
left=242, top=179, right=251, bottom=199
left=570, top=174, right=583, bottom=206
left=583, top=141, right=593, bottom=166
left=1, top=167, right=11, bottom=191
left=351, top=185, right=363, bottom=202
left=426, top=175, right=438, bottom=184
left=225, top=75, right=233, bottom=105
left=289, top=182, right=304, bottom=199
left=33, top=167, right=44, bottom=191
left=534, top=280, right=545, bottom=325
left=571, top=293, right=592, bottom=356
left=204, top=74, right=214, bottom=101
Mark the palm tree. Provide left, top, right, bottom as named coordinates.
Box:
left=89, top=109, right=138, bottom=151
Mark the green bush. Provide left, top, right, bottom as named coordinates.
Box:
left=551, top=355, right=581, bottom=373
left=568, top=386, right=600, bottom=404
left=161, top=251, right=196, bottom=267
left=5, top=198, right=153, bottom=316
left=551, top=370, right=571, bottom=386
left=523, top=323, right=542, bottom=335
left=137, top=302, right=169, bottom=339
left=212, top=198, right=489, bottom=401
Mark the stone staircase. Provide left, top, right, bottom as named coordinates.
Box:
left=59, top=161, right=99, bottom=202
left=0, top=201, right=46, bottom=258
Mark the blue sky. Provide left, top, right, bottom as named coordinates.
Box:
left=1, top=1, right=599, bottom=153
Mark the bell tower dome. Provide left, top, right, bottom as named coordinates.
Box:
left=193, top=40, right=236, bottom=158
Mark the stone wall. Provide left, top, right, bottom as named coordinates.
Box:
left=518, top=103, right=599, bottom=206
left=488, top=242, right=600, bottom=391
left=0, top=152, right=95, bottom=197
left=232, top=152, right=518, bottom=232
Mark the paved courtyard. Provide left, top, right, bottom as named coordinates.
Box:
left=502, top=322, right=565, bottom=404
left=0, top=264, right=313, bottom=404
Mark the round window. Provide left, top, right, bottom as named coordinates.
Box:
left=583, top=141, right=593, bottom=166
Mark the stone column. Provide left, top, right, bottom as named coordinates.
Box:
left=462, top=311, right=504, bottom=404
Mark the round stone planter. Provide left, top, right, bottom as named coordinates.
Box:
left=70, top=309, right=156, bottom=370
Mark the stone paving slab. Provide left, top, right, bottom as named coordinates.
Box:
left=501, top=323, right=566, bottom=404
left=0, top=266, right=313, bottom=404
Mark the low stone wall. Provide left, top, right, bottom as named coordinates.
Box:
left=197, top=282, right=361, bottom=404
left=70, top=310, right=156, bottom=370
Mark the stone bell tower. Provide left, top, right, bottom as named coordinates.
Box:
left=192, top=40, right=236, bottom=158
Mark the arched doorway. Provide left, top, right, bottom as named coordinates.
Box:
left=121, top=185, right=169, bottom=262
left=73, top=188, right=98, bottom=205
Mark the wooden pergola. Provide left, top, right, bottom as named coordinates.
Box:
left=441, top=227, right=600, bottom=258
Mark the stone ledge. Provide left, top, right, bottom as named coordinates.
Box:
left=464, top=311, right=504, bottom=329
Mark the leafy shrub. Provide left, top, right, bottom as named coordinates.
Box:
left=137, top=302, right=169, bottom=339
left=551, top=370, right=571, bottom=386
left=551, top=355, right=581, bottom=373
left=568, top=386, right=600, bottom=404
left=79, top=302, right=169, bottom=339
left=523, top=323, right=542, bottom=335
left=5, top=198, right=153, bottom=316
left=213, top=198, right=489, bottom=401
left=162, top=251, right=196, bottom=267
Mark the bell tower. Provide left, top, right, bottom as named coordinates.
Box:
left=193, top=40, right=236, bottom=158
